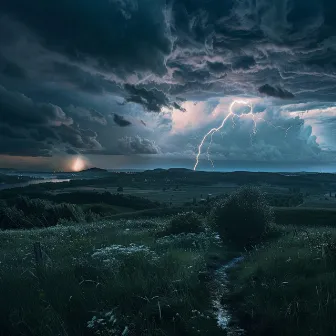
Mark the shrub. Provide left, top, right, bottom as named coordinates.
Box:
left=45, top=203, right=86, bottom=226
left=0, top=206, right=29, bottom=229
left=166, top=211, right=206, bottom=235
left=15, top=196, right=52, bottom=215
left=0, top=196, right=98, bottom=229
left=209, top=186, right=273, bottom=247
left=82, top=204, right=117, bottom=216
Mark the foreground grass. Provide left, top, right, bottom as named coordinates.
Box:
left=228, top=225, right=336, bottom=335
left=0, top=218, right=228, bottom=336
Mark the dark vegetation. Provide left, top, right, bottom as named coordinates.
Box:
left=1, top=170, right=336, bottom=335
left=275, top=207, right=336, bottom=227
left=3, top=169, right=336, bottom=194
left=209, top=187, right=274, bottom=247
left=267, top=193, right=304, bottom=207
left=142, top=169, right=336, bottom=188
left=50, top=191, right=161, bottom=209
left=1, top=189, right=161, bottom=208
left=228, top=228, right=336, bottom=335
left=0, top=219, right=226, bottom=336
left=0, top=196, right=98, bottom=229
left=163, top=211, right=206, bottom=235
left=0, top=173, right=35, bottom=184
left=0, top=192, right=162, bottom=229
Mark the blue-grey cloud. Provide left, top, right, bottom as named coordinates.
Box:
left=118, top=136, right=161, bottom=154
left=0, top=86, right=102, bottom=156
left=1, top=0, right=336, bottom=168
left=68, top=105, right=107, bottom=125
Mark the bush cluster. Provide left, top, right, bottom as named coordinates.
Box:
left=209, top=186, right=274, bottom=247
left=0, top=196, right=97, bottom=229
left=165, top=211, right=206, bottom=235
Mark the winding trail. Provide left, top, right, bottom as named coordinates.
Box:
left=211, top=256, right=245, bottom=335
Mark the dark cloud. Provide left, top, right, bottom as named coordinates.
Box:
left=2, top=0, right=336, bottom=167
left=0, top=57, right=27, bottom=79
left=56, top=125, right=101, bottom=151
left=207, top=61, right=229, bottom=74
left=0, top=125, right=25, bottom=139
left=0, top=137, right=53, bottom=157
left=258, top=84, right=295, bottom=99
left=123, top=84, right=186, bottom=113
left=0, top=85, right=73, bottom=127
left=2, top=0, right=336, bottom=103
left=0, top=86, right=102, bottom=156
left=68, top=105, right=107, bottom=125
left=118, top=136, right=161, bottom=154
left=66, top=148, right=79, bottom=155
left=1, top=0, right=171, bottom=75
left=232, top=56, right=256, bottom=71
left=113, top=114, right=132, bottom=127
left=50, top=62, right=119, bottom=95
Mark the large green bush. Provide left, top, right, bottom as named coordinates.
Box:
left=166, top=211, right=206, bottom=235
left=209, top=186, right=273, bottom=247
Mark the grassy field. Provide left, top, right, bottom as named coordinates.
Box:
left=3, top=212, right=336, bottom=335
left=228, top=226, right=336, bottom=335
left=54, top=184, right=308, bottom=207
left=0, top=217, right=233, bottom=336
left=93, top=206, right=336, bottom=229
left=275, top=207, right=336, bottom=227
left=53, top=185, right=237, bottom=206
left=2, top=178, right=336, bottom=335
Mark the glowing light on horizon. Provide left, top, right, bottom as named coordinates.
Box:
left=72, top=157, right=86, bottom=172
left=194, top=100, right=293, bottom=171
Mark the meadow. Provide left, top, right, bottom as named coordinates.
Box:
left=228, top=226, right=336, bottom=335
left=1, top=170, right=336, bottom=335
left=0, top=218, right=232, bottom=336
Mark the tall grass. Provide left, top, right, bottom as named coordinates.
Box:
left=228, top=226, right=336, bottom=335
left=0, top=218, right=227, bottom=336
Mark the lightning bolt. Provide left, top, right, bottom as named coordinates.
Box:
left=194, top=100, right=292, bottom=171
left=206, top=132, right=215, bottom=168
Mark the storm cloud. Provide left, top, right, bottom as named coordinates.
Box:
left=123, top=84, right=186, bottom=113
left=118, top=136, right=161, bottom=155
left=258, top=84, right=295, bottom=99
left=1, top=0, right=336, bottom=169
left=113, top=114, right=132, bottom=127
left=0, top=86, right=102, bottom=156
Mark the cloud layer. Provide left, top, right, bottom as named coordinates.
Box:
left=258, top=84, right=295, bottom=99
left=1, top=0, right=336, bottom=169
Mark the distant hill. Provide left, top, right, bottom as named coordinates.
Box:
left=79, top=167, right=108, bottom=173
left=167, top=168, right=193, bottom=172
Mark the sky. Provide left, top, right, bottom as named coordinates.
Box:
left=1, top=0, right=336, bottom=172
